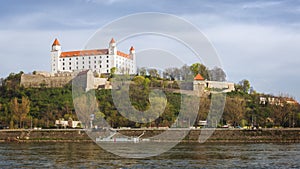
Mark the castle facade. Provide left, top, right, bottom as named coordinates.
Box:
left=51, top=38, right=136, bottom=75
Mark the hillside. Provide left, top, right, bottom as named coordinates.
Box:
left=0, top=71, right=299, bottom=129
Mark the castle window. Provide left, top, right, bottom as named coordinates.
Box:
left=89, top=61, right=91, bottom=64
left=83, top=62, right=84, bottom=64
left=63, top=67, right=65, bottom=70
left=107, top=56, right=109, bottom=58
left=76, top=58, right=78, bottom=60
left=69, top=67, right=71, bottom=70
left=63, top=59, right=65, bottom=61
left=83, top=66, right=84, bottom=69
left=69, top=58, right=71, bottom=61
left=107, top=60, right=109, bottom=63
left=94, top=61, right=96, bottom=64
left=107, top=69, right=109, bottom=73
left=94, top=56, right=96, bottom=59
left=76, top=62, right=78, bottom=65
left=76, top=66, right=78, bottom=69
left=63, top=63, right=65, bottom=66
left=69, top=62, right=71, bottom=65
left=89, top=57, right=91, bottom=59
left=107, top=65, right=109, bottom=68
left=100, top=65, right=102, bottom=68
left=94, top=65, right=96, bottom=68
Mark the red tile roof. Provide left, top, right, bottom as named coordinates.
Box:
left=110, top=38, right=115, bottom=43
left=194, top=74, right=205, bottom=80
left=52, top=38, right=60, bottom=46
left=60, top=49, right=108, bottom=58
left=59, top=49, right=132, bottom=59
left=117, top=51, right=130, bottom=58
left=130, top=46, right=135, bottom=51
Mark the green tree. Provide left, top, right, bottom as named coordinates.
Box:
left=190, top=63, right=209, bottom=80
left=9, top=98, right=19, bottom=128
left=110, top=67, right=117, bottom=78
left=9, top=97, right=30, bottom=128
left=239, top=79, right=250, bottom=93
left=20, top=96, right=30, bottom=128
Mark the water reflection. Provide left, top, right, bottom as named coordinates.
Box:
left=0, top=142, right=299, bottom=168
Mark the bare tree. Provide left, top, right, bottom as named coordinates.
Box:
left=138, top=67, right=147, bottom=76
left=180, top=64, right=192, bottom=81
left=148, top=68, right=160, bottom=78
left=73, top=94, right=98, bottom=128
left=223, top=97, right=246, bottom=127
left=209, top=67, right=226, bottom=81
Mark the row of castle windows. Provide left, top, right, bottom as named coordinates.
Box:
left=62, top=60, right=109, bottom=66
left=61, top=55, right=109, bottom=61
left=61, top=67, right=110, bottom=73
left=62, top=64, right=109, bottom=70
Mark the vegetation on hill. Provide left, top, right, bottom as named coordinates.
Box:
left=0, top=66, right=300, bottom=129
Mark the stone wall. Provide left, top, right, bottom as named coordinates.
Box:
left=20, top=73, right=74, bottom=88
left=0, top=129, right=90, bottom=142
left=20, top=71, right=109, bottom=90
left=119, top=128, right=300, bottom=143
left=193, top=80, right=235, bottom=92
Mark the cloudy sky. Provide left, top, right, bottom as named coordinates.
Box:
left=0, top=0, right=300, bottom=100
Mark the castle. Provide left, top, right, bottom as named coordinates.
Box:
left=51, top=38, right=136, bottom=75
left=20, top=37, right=235, bottom=93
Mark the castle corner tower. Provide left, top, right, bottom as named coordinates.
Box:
left=129, top=46, right=137, bottom=74
left=51, top=38, right=62, bottom=74
left=108, top=38, right=117, bottom=55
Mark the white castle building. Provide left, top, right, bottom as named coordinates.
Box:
left=51, top=38, right=136, bottom=75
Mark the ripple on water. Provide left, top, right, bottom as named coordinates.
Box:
left=0, top=142, right=299, bottom=168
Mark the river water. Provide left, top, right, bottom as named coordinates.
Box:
left=0, top=142, right=299, bottom=168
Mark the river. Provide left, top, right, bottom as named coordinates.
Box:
left=0, top=142, right=299, bottom=168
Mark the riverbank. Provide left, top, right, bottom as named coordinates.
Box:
left=1, top=128, right=300, bottom=143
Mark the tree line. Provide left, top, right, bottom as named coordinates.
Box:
left=138, top=63, right=226, bottom=81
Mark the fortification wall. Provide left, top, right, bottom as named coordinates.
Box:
left=20, top=73, right=73, bottom=88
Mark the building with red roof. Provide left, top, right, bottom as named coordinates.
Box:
left=194, top=74, right=205, bottom=81
left=193, top=73, right=235, bottom=92
left=51, top=38, right=136, bottom=75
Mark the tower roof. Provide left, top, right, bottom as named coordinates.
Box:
left=52, top=38, right=60, bottom=46
left=194, top=74, right=205, bottom=81
left=130, top=46, right=135, bottom=51
left=110, top=38, right=115, bottom=44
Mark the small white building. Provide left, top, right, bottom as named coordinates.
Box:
left=55, top=119, right=82, bottom=128
left=51, top=38, right=136, bottom=75
left=193, top=74, right=235, bottom=92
